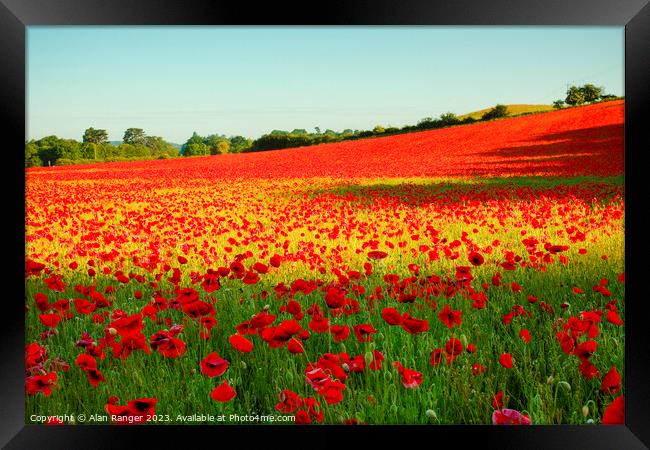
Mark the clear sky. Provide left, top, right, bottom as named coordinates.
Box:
left=27, top=26, right=624, bottom=143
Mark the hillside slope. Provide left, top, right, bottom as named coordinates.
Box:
left=459, top=104, right=554, bottom=120
left=28, top=101, right=624, bottom=181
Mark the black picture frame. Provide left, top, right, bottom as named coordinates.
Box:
left=2, top=1, right=649, bottom=448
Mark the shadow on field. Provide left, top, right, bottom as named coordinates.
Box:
left=309, top=175, right=623, bottom=207
left=469, top=124, right=623, bottom=176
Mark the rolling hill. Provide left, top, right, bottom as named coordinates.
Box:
left=459, top=104, right=555, bottom=120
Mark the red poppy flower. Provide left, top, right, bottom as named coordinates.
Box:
left=287, top=338, right=305, bottom=354
left=606, top=309, right=624, bottom=325
left=519, top=329, right=531, bottom=344
left=393, top=361, right=423, bottom=389
left=275, top=389, right=303, bottom=413
left=578, top=359, right=600, bottom=379
left=492, top=391, right=505, bottom=409
left=381, top=308, right=403, bottom=325
left=229, top=334, right=253, bottom=353
left=499, top=353, right=513, bottom=368
left=109, top=314, right=144, bottom=337
left=157, top=337, right=186, bottom=358
left=25, top=372, right=57, bottom=396
left=75, top=354, right=97, bottom=371
left=574, top=340, right=597, bottom=360
left=329, top=325, right=350, bottom=342
left=269, top=254, right=282, bottom=268
left=468, top=251, right=484, bottom=266
left=602, top=396, right=624, bottom=424
left=367, top=250, right=388, bottom=260
left=38, top=313, right=60, bottom=328
left=200, top=352, right=229, bottom=377
left=438, top=304, right=462, bottom=329
left=601, top=367, right=622, bottom=395
left=86, top=368, right=106, bottom=387
left=34, top=293, right=50, bottom=312
left=320, top=379, right=346, bottom=404
left=353, top=324, right=377, bottom=342
left=401, top=314, right=428, bottom=334
left=25, top=342, right=47, bottom=368
left=127, top=398, right=158, bottom=416
left=430, top=348, right=443, bottom=366
left=210, top=380, right=237, bottom=402
left=492, top=409, right=531, bottom=425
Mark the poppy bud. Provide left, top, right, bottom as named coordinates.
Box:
left=263, top=304, right=270, bottom=311
left=341, top=363, right=350, bottom=372
left=390, top=404, right=398, bottom=414
left=558, top=381, right=571, bottom=392
left=384, top=371, right=392, bottom=381
left=240, top=361, right=247, bottom=370
left=546, top=376, right=554, bottom=385
left=369, top=342, right=375, bottom=351
left=108, top=327, right=117, bottom=335
left=425, top=409, right=437, bottom=420
left=582, top=405, right=589, bottom=417
left=460, top=334, right=468, bottom=347
left=376, top=332, right=385, bottom=342
left=285, top=370, right=293, bottom=382
left=586, top=419, right=594, bottom=424
left=340, top=344, right=347, bottom=353
left=364, top=352, right=373, bottom=366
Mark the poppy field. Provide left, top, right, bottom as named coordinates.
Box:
left=25, top=101, right=625, bottom=425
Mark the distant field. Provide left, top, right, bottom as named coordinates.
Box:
left=459, top=104, right=555, bottom=120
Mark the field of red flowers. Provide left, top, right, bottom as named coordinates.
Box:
left=25, top=101, right=624, bottom=425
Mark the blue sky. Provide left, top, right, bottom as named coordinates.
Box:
left=27, top=27, right=624, bottom=143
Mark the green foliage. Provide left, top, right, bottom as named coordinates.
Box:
left=229, top=136, right=252, bottom=153
left=481, top=104, right=509, bottom=121
left=25, top=141, right=42, bottom=167
left=553, top=100, right=565, bottom=110
left=565, top=86, right=586, bottom=106
left=123, top=128, right=147, bottom=146
left=580, top=84, right=603, bottom=103
left=82, top=127, right=108, bottom=145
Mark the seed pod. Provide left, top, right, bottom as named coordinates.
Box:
left=582, top=405, right=589, bottom=417
left=425, top=409, right=437, bottom=419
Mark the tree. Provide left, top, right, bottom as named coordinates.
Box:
left=481, top=104, right=509, bottom=121
left=439, top=112, right=460, bottom=126
left=123, top=128, right=147, bottom=146
left=373, top=125, right=385, bottom=134
left=25, top=141, right=42, bottom=167
left=216, top=141, right=230, bottom=154
left=580, top=84, right=603, bottom=103
left=553, top=99, right=565, bottom=110
left=83, top=127, right=108, bottom=145
left=565, top=86, right=585, bottom=106
left=314, top=127, right=321, bottom=134
left=229, top=136, right=252, bottom=153
left=182, top=132, right=209, bottom=156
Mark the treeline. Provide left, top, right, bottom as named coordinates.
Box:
left=242, top=108, right=501, bottom=153
left=25, top=127, right=179, bottom=167
left=26, top=83, right=623, bottom=167
left=553, top=84, right=619, bottom=109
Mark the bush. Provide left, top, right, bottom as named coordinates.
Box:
left=481, top=104, right=509, bottom=121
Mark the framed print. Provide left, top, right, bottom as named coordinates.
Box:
left=2, top=0, right=649, bottom=448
